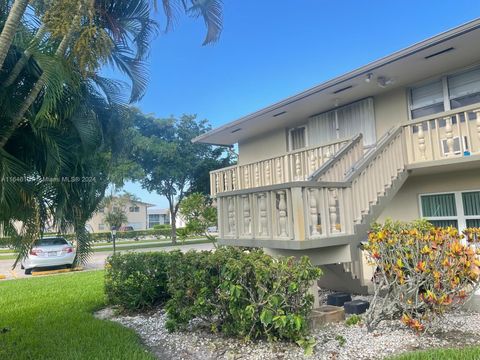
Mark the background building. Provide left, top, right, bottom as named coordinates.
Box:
left=147, top=207, right=186, bottom=229
left=87, top=198, right=154, bottom=232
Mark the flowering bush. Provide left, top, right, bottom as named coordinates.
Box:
left=363, top=219, right=480, bottom=332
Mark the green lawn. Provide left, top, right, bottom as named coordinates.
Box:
left=391, top=347, right=480, bottom=360
left=0, top=271, right=155, bottom=360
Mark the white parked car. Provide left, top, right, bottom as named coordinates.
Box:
left=21, top=237, right=76, bottom=275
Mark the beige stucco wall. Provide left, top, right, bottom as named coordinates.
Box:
left=373, top=87, right=409, bottom=138
left=237, top=88, right=410, bottom=165
left=378, top=168, right=480, bottom=222
left=238, top=127, right=287, bottom=165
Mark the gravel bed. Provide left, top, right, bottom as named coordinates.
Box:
left=101, top=291, right=480, bottom=360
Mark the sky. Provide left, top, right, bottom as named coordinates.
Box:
left=121, top=0, right=480, bottom=207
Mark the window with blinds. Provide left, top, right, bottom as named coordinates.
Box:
left=421, top=193, right=457, bottom=217
left=448, top=67, right=480, bottom=109
left=288, top=126, right=306, bottom=151
left=420, top=191, right=480, bottom=230
left=463, top=191, right=480, bottom=228
left=307, top=98, right=376, bottom=146
left=421, top=193, right=458, bottom=228
left=409, top=65, right=480, bottom=119
left=410, top=80, right=445, bottom=119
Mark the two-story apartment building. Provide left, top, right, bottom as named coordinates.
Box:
left=87, top=198, right=154, bottom=232
left=194, top=19, right=480, bottom=294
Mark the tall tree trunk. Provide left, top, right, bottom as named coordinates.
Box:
left=170, top=205, right=177, bottom=245
left=0, top=0, right=29, bottom=70
left=0, top=17, right=77, bottom=149
left=2, top=24, right=47, bottom=87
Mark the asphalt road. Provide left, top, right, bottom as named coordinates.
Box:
left=0, top=242, right=215, bottom=280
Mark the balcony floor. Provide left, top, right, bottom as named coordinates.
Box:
left=218, top=234, right=355, bottom=250
left=406, top=154, right=480, bottom=176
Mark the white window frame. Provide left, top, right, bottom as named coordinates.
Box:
left=419, top=190, right=480, bottom=231
left=288, top=125, right=308, bottom=152
left=440, top=135, right=468, bottom=156
left=408, top=63, right=480, bottom=120
left=408, top=76, right=450, bottom=120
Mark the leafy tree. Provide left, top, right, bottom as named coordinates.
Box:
left=0, top=0, right=222, bottom=94
left=104, top=209, right=128, bottom=230
left=188, top=148, right=236, bottom=195
left=179, top=192, right=217, bottom=244
left=127, top=111, right=228, bottom=243
left=100, top=191, right=139, bottom=229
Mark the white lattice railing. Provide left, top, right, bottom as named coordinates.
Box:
left=210, top=138, right=352, bottom=197
left=403, top=105, right=480, bottom=164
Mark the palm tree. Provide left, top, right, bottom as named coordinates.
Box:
left=0, top=0, right=159, bottom=148
left=0, top=0, right=29, bottom=70
left=2, top=79, right=127, bottom=266
left=0, top=0, right=224, bottom=149
left=0, top=0, right=225, bottom=264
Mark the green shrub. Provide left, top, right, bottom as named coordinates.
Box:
left=70, top=229, right=158, bottom=242
left=165, top=247, right=322, bottom=346
left=153, top=224, right=171, bottom=230
left=105, top=252, right=180, bottom=311
left=176, top=227, right=189, bottom=240
left=335, top=334, right=346, bottom=347
left=345, top=314, right=362, bottom=326
left=153, top=224, right=172, bottom=239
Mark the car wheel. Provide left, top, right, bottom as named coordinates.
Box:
left=25, top=268, right=32, bottom=275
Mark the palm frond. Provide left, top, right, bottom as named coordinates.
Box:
left=90, top=75, right=129, bottom=104
left=187, top=0, right=223, bottom=45
left=30, top=50, right=82, bottom=122
left=107, top=45, right=149, bottom=102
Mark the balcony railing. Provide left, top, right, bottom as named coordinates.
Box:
left=215, top=105, right=480, bottom=247
left=217, top=127, right=407, bottom=243
left=217, top=182, right=352, bottom=242
left=210, top=138, right=352, bottom=197
left=403, top=104, right=480, bottom=164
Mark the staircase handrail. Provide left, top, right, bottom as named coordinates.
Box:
left=308, top=133, right=363, bottom=181
left=343, top=126, right=402, bottom=182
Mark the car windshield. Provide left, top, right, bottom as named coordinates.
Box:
left=34, top=238, right=68, bottom=246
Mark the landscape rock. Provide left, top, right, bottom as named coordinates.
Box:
left=108, top=291, right=480, bottom=360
